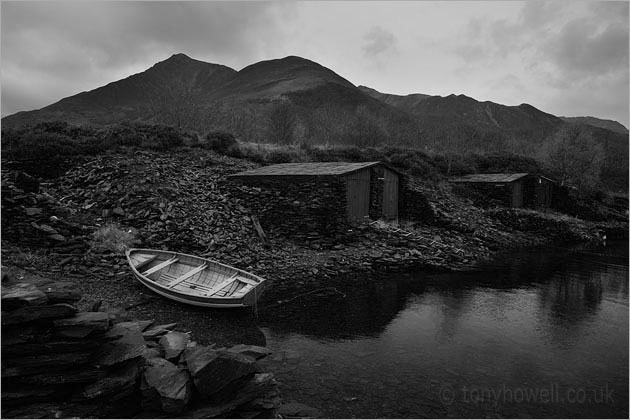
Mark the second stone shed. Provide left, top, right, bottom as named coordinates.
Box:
left=229, top=161, right=401, bottom=223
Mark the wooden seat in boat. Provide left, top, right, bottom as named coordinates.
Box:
left=166, top=264, right=208, bottom=289
left=204, top=273, right=239, bottom=297
left=143, top=257, right=178, bottom=276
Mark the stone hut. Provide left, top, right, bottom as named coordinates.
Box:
left=451, top=173, right=555, bottom=209
left=525, top=174, right=555, bottom=209
left=229, top=162, right=401, bottom=241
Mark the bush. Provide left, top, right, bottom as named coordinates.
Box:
left=90, top=223, right=137, bottom=253
left=202, top=131, right=239, bottom=153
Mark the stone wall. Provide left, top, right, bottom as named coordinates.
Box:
left=399, top=177, right=436, bottom=223
left=1, top=278, right=281, bottom=419
left=451, top=182, right=517, bottom=207
left=231, top=177, right=350, bottom=248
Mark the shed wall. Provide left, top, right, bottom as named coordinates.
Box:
left=382, top=168, right=399, bottom=219
left=230, top=177, right=348, bottom=245
left=345, top=168, right=371, bottom=222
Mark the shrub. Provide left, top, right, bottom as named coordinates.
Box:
left=90, top=223, right=137, bottom=253
left=202, top=131, right=239, bottom=153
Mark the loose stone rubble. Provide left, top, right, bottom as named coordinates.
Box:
left=1, top=149, right=614, bottom=306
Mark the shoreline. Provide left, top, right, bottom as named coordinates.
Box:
left=1, top=149, right=625, bottom=344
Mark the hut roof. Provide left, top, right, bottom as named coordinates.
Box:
left=229, top=161, right=386, bottom=179
left=452, top=173, right=529, bottom=183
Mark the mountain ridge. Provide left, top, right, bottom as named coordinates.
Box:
left=2, top=53, right=627, bottom=147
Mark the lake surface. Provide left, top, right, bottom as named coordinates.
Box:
left=257, top=242, right=629, bottom=418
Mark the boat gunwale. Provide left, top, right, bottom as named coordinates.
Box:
left=125, top=248, right=266, bottom=302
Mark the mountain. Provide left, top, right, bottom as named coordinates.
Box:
left=3, top=54, right=237, bottom=128
left=212, top=55, right=355, bottom=100
left=359, top=85, right=563, bottom=135
left=2, top=53, right=627, bottom=155
left=357, top=86, right=430, bottom=110
left=560, top=116, right=628, bottom=135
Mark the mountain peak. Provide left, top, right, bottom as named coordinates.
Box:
left=169, top=53, right=191, bottom=60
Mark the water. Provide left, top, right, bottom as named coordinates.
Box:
left=257, top=242, right=629, bottom=418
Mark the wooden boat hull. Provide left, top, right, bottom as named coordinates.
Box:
left=126, top=248, right=266, bottom=308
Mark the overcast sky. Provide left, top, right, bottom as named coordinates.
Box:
left=2, top=1, right=628, bottom=127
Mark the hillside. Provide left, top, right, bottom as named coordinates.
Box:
left=2, top=54, right=628, bottom=190
left=560, top=116, right=629, bottom=135
left=3, top=54, right=237, bottom=128
left=359, top=85, right=563, bottom=137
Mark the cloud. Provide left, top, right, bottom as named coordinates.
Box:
left=540, top=18, right=629, bottom=77
left=362, top=26, right=397, bottom=57
left=1, top=1, right=295, bottom=114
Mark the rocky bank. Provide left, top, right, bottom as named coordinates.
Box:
left=2, top=149, right=617, bottom=307
left=1, top=148, right=625, bottom=417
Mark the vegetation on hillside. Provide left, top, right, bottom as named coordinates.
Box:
left=3, top=119, right=620, bottom=194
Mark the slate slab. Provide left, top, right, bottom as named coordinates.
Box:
left=141, top=357, right=191, bottom=414
left=184, top=347, right=256, bottom=398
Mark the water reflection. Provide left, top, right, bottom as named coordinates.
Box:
left=260, top=241, right=629, bottom=418
left=258, top=273, right=421, bottom=339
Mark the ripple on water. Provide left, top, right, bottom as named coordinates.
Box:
left=259, top=242, right=629, bottom=418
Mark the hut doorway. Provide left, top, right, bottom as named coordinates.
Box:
left=382, top=168, right=399, bottom=220
left=346, top=169, right=371, bottom=222
left=512, top=181, right=524, bottom=207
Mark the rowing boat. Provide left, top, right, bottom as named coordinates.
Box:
left=125, top=248, right=266, bottom=308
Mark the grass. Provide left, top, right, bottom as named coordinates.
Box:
left=5, top=249, right=49, bottom=269
left=90, top=223, right=137, bottom=253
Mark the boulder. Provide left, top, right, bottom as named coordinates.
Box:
left=53, top=312, right=111, bottom=338
left=141, top=357, right=191, bottom=414
left=228, top=344, right=272, bottom=360
left=158, top=331, right=190, bottom=362
left=94, top=323, right=146, bottom=367
left=143, top=347, right=162, bottom=360
left=2, top=304, right=77, bottom=326
left=184, top=373, right=280, bottom=418
left=184, top=347, right=256, bottom=398
left=1, top=283, right=48, bottom=309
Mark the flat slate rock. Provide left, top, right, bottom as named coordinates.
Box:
left=2, top=351, right=93, bottom=377
left=80, top=359, right=140, bottom=400
left=2, top=304, right=78, bottom=326
left=142, top=323, right=177, bottom=339
left=94, top=323, right=146, bottom=367
left=39, top=282, right=82, bottom=304
left=53, top=312, right=111, bottom=338
left=1, top=339, right=101, bottom=358
left=184, top=347, right=256, bottom=398
left=0, top=402, right=63, bottom=419
left=228, top=344, right=272, bottom=360
left=1, top=283, right=48, bottom=309
left=1, top=385, right=61, bottom=408
left=141, top=357, right=192, bottom=414
left=182, top=373, right=279, bottom=419
left=116, top=320, right=154, bottom=332
left=159, top=331, right=190, bottom=362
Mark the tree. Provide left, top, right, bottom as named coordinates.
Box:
left=148, top=79, right=205, bottom=130
left=345, top=105, right=388, bottom=147
left=543, top=125, right=604, bottom=192
left=266, top=101, right=296, bottom=144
